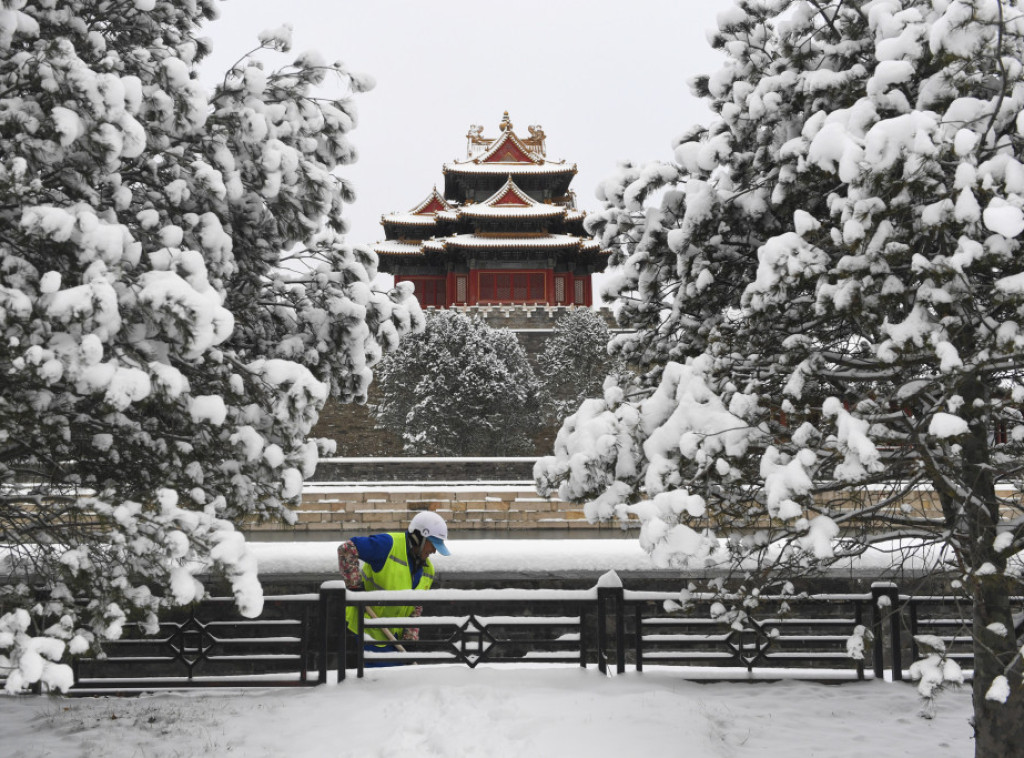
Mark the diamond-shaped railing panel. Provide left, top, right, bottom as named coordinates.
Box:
left=724, top=617, right=774, bottom=668
left=448, top=616, right=497, bottom=668
left=167, top=615, right=217, bottom=668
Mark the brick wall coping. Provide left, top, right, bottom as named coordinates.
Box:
left=318, top=456, right=539, bottom=464
left=504, top=327, right=631, bottom=334
left=311, top=457, right=540, bottom=483
left=312, top=459, right=1023, bottom=494
left=305, top=471, right=1024, bottom=495
left=302, top=483, right=545, bottom=494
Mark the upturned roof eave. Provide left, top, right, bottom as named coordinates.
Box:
left=442, top=162, right=577, bottom=175
left=381, top=215, right=439, bottom=226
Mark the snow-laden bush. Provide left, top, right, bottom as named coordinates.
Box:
left=374, top=311, right=538, bottom=456
left=535, top=308, right=623, bottom=431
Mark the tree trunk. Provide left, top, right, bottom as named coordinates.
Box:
left=970, top=575, right=1024, bottom=758
left=957, top=382, right=1024, bottom=758
left=950, top=379, right=1024, bottom=758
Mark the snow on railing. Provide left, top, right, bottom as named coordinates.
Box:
left=33, top=580, right=1010, bottom=694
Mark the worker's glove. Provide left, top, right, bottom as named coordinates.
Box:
left=401, top=627, right=420, bottom=642
left=337, top=542, right=363, bottom=591
left=401, top=605, right=423, bottom=641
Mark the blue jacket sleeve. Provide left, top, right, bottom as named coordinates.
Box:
left=349, top=534, right=394, bottom=573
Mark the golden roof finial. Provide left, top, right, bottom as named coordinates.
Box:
left=499, top=111, right=513, bottom=132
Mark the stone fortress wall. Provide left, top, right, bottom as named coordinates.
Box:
left=242, top=455, right=1021, bottom=540
left=243, top=456, right=628, bottom=538
left=271, top=483, right=619, bottom=538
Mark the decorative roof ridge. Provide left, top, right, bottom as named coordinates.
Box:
left=465, top=129, right=547, bottom=166
left=408, top=186, right=450, bottom=216
left=481, top=129, right=538, bottom=164
left=480, top=177, right=542, bottom=208
left=465, top=113, right=549, bottom=158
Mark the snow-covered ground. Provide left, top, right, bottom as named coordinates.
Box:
left=248, top=536, right=961, bottom=577
left=1, top=666, right=972, bottom=758
left=1, top=538, right=975, bottom=757
left=2, top=537, right=977, bottom=757
left=250, top=537, right=658, bottom=575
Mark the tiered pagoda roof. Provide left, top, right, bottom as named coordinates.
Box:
left=372, top=113, right=607, bottom=308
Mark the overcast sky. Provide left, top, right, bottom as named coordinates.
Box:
left=200, top=0, right=730, bottom=284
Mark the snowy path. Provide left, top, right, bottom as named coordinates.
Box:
left=2, top=666, right=972, bottom=758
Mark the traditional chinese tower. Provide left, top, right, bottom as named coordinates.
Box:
left=373, top=113, right=608, bottom=309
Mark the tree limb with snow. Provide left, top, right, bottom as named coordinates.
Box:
left=536, top=2, right=1024, bottom=754
left=0, top=0, right=419, bottom=694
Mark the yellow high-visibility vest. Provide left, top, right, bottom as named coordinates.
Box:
left=345, top=532, right=434, bottom=643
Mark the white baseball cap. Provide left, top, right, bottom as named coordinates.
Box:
left=409, top=511, right=450, bottom=555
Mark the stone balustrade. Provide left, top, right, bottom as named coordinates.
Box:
left=240, top=475, right=1022, bottom=539
left=242, top=483, right=635, bottom=537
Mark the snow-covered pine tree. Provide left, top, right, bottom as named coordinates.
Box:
left=535, top=1, right=1024, bottom=753
left=0, top=0, right=419, bottom=692
left=535, top=308, right=622, bottom=431
left=374, top=310, right=539, bottom=456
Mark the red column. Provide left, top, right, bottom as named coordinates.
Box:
left=445, top=271, right=457, bottom=308
left=545, top=268, right=555, bottom=305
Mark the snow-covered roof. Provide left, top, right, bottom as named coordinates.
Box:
left=409, top=187, right=450, bottom=215
left=443, top=160, right=576, bottom=176
left=381, top=188, right=450, bottom=225
left=381, top=213, right=439, bottom=226
left=460, top=178, right=565, bottom=220
left=474, top=129, right=544, bottom=165
left=446, top=123, right=575, bottom=176
left=372, top=240, right=425, bottom=257
left=465, top=112, right=552, bottom=156
left=436, top=234, right=601, bottom=251
left=460, top=204, right=561, bottom=220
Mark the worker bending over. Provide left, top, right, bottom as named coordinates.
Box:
left=337, top=511, right=450, bottom=663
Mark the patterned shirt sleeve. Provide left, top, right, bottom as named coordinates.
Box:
left=336, top=541, right=362, bottom=590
